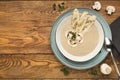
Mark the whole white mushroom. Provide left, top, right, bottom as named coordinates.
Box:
left=100, top=63, right=112, bottom=75
left=106, top=6, right=115, bottom=15
left=92, top=1, right=101, bottom=10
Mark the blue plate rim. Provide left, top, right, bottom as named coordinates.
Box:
left=50, top=8, right=112, bottom=70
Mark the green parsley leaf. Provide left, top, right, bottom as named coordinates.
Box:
left=89, top=69, right=99, bottom=75
left=61, top=68, right=70, bottom=76
left=58, top=4, right=65, bottom=12
left=70, top=32, right=76, bottom=41
left=52, top=3, right=56, bottom=10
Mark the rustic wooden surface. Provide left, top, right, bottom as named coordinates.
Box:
left=0, top=0, right=120, bottom=79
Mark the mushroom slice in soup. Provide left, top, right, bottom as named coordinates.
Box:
left=76, top=33, right=84, bottom=43
left=68, top=40, right=77, bottom=47
left=65, top=30, right=74, bottom=39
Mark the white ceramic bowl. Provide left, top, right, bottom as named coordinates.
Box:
left=56, top=15, right=104, bottom=62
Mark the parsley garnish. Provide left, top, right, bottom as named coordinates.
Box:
left=61, top=68, right=70, bottom=76
left=70, top=32, right=76, bottom=41
left=52, top=2, right=65, bottom=12
left=89, top=69, right=99, bottom=75
left=58, top=4, right=65, bottom=12
left=52, top=3, right=56, bottom=10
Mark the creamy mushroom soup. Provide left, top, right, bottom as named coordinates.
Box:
left=60, top=19, right=99, bottom=56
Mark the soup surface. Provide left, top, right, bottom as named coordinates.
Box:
left=60, top=18, right=99, bottom=56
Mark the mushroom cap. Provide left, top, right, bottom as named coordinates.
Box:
left=92, top=1, right=101, bottom=10
left=106, top=6, right=115, bottom=12
left=100, top=63, right=112, bottom=75
left=76, top=33, right=84, bottom=43
left=68, top=40, right=77, bottom=47
left=94, top=1, right=101, bottom=6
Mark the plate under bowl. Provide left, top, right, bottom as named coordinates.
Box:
left=50, top=8, right=112, bottom=70
left=56, top=10, right=104, bottom=62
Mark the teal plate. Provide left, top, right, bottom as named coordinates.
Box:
left=50, top=8, right=112, bottom=70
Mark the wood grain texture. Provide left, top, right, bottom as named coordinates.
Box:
left=0, top=54, right=119, bottom=79
left=0, top=1, right=120, bottom=54
left=0, top=1, right=120, bottom=79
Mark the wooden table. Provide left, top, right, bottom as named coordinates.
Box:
left=0, top=0, right=120, bottom=79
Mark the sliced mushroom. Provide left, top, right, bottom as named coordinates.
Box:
left=76, top=33, right=84, bottom=43
left=65, top=30, right=74, bottom=39
left=106, top=6, right=115, bottom=15
left=68, top=40, right=77, bottom=47
left=92, top=1, right=101, bottom=11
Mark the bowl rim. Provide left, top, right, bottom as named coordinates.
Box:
left=55, top=10, right=104, bottom=62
